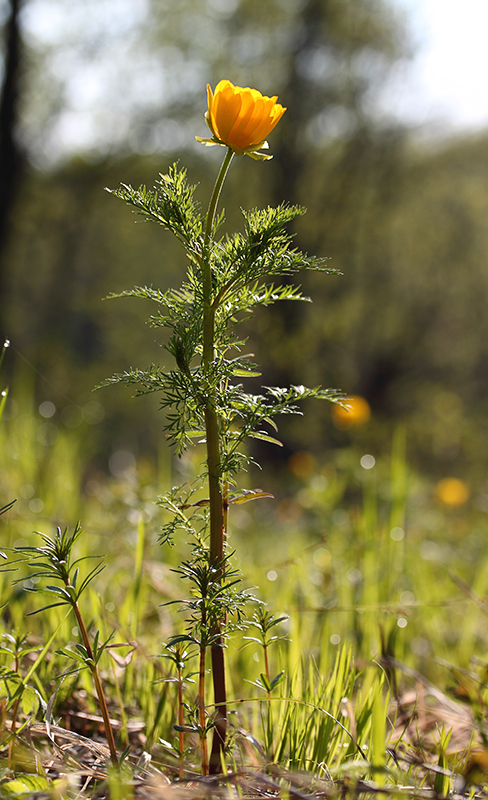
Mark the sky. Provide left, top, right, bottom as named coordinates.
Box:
left=389, top=0, right=488, bottom=134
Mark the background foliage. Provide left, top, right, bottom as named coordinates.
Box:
left=1, top=0, right=487, bottom=489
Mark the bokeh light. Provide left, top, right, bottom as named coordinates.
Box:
left=435, top=477, right=470, bottom=508
left=332, top=396, right=371, bottom=430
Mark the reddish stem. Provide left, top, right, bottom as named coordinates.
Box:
left=177, top=665, right=184, bottom=779
left=72, top=601, right=119, bottom=766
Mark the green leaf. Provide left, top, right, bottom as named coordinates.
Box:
left=231, top=368, right=262, bottom=377
left=248, top=431, right=283, bottom=447
left=179, top=498, right=210, bottom=510
left=266, top=616, right=289, bottom=630
left=228, top=489, right=274, bottom=505
left=0, top=386, right=8, bottom=423
left=20, top=685, right=40, bottom=716
left=270, top=670, right=286, bottom=690
left=25, top=601, right=67, bottom=615
left=56, top=648, right=87, bottom=666
left=167, top=634, right=199, bottom=647
left=259, top=673, right=272, bottom=692
left=1, top=774, right=50, bottom=796
left=0, top=666, right=22, bottom=685
left=0, top=499, right=16, bottom=518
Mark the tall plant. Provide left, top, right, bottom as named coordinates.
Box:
left=103, top=80, right=343, bottom=773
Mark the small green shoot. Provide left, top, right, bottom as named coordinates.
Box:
left=7, top=523, right=119, bottom=765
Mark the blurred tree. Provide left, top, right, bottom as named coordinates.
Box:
left=271, top=0, right=405, bottom=202
left=8, top=0, right=488, bottom=482
left=0, top=0, right=25, bottom=323
left=235, top=0, right=409, bottom=396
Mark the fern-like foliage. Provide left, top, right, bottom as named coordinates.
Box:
left=106, top=164, right=203, bottom=255
left=104, top=163, right=345, bottom=540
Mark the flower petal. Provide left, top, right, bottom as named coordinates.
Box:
left=216, top=90, right=243, bottom=141
left=233, top=96, right=269, bottom=148
left=211, top=81, right=238, bottom=140
left=226, top=89, right=268, bottom=147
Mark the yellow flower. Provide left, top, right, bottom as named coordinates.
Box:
left=196, top=80, right=286, bottom=160
left=332, top=396, right=371, bottom=430
left=435, top=477, right=470, bottom=507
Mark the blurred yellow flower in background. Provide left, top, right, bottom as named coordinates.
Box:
left=435, top=477, right=470, bottom=507
left=196, top=79, right=286, bottom=160
left=332, top=396, right=371, bottom=430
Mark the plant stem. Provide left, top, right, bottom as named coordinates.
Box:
left=202, top=147, right=233, bottom=370
left=72, top=602, right=119, bottom=766
left=263, top=643, right=273, bottom=757
left=198, top=638, right=209, bottom=775
left=201, top=147, right=233, bottom=774
left=8, top=652, right=20, bottom=763
left=177, top=663, right=184, bottom=779
left=263, top=644, right=270, bottom=689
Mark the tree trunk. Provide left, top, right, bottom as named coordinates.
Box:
left=0, top=0, right=24, bottom=324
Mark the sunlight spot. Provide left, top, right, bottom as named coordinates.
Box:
left=313, top=547, right=331, bottom=567
left=347, top=568, right=362, bottom=584
left=267, top=570, right=278, bottom=582
left=330, top=634, right=341, bottom=645
left=39, top=401, right=56, bottom=418
left=360, top=454, right=375, bottom=470
left=397, top=617, right=408, bottom=628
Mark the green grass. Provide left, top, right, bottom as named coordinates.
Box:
left=1, top=394, right=488, bottom=797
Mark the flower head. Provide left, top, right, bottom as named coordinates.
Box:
left=196, top=80, right=286, bottom=160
